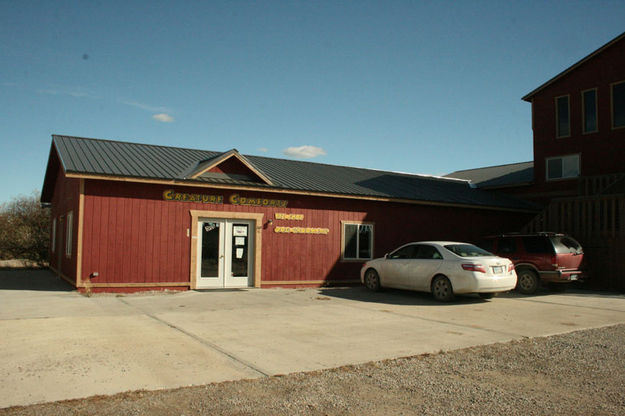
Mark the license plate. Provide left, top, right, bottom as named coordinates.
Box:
left=492, top=266, right=503, bottom=274
left=570, top=275, right=578, bottom=281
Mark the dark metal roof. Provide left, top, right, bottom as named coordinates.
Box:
left=445, top=162, right=534, bottom=189
left=522, top=31, right=625, bottom=102
left=43, top=135, right=540, bottom=211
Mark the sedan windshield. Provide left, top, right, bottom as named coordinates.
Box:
left=444, top=244, right=493, bottom=257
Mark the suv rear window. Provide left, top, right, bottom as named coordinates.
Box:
left=522, top=236, right=554, bottom=254
left=551, top=236, right=583, bottom=254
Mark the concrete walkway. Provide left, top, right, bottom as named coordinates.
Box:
left=2, top=269, right=625, bottom=408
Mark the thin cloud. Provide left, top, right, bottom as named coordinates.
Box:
left=257, top=147, right=268, bottom=153
left=37, top=86, right=96, bottom=99
left=120, top=99, right=170, bottom=113
left=282, top=145, right=327, bottom=159
left=152, top=113, right=175, bottom=123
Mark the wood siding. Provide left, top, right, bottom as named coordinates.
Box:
left=530, top=37, right=625, bottom=192
left=524, top=195, right=625, bottom=291
left=49, top=168, right=81, bottom=285
left=78, top=179, right=533, bottom=289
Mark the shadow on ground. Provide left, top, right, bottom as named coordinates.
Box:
left=0, top=269, right=74, bottom=291
left=318, top=286, right=490, bottom=306
left=318, top=284, right=622, bottom=306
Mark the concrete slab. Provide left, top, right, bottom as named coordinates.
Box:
left=1, top=269, right=625, bottom=408
left=0, top=315, right=262, bottom=407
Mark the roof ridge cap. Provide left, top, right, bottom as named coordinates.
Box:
left=52, top=134, right=221, bottom=155
left=448, top=161, right=534, bottom=174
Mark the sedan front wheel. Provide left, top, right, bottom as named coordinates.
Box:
left=364, top=269, right=381, bottom=292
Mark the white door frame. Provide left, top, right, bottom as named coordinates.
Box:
left=196, top=218, right=255, bottom=288
left=189, top=210, right=264, bottom=289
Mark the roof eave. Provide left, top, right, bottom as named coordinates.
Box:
left=40, top=141, right=64, bottom=203
left=522, top=31, right=625, bottom=102
left=63, top=171, right=539, bottom=213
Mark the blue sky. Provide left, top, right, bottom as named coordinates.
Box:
left=1, top=1, right=624, bottom=204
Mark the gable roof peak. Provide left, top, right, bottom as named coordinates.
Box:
left=184, top=147, right=273, bottom=185
left=522, top=31, right=625, bottom=102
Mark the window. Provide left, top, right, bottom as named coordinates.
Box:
left=522, top=237, right=554, bottom=254
left=546, top=154, right=580, bottom=180
left=582, top=89, right=597, bottom=133
left=497, top=238, right=517, bottom=254
left=51, top=218, right=56, bottom=253
left=389, top=244, right=417, bottom=259
left=444, top=244, right=492, bottom=257
left=342, top=222, right=373, bottom=260
left=415, top=245, right=443, bottom=260
left=65, top=211, right=73, bottom=258
left=555, top=95, right=570, bottom=137
left=612, top=81, right=625, bottom=129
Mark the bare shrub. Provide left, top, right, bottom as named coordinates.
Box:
left=0, top=192, right=50, bottom=264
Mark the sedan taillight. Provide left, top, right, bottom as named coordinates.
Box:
left=462, top=263, right=486, bottom=273
left=508, top=263, right=515, bottom=273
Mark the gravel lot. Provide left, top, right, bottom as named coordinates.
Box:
left=2, top=324, right=624, bottom=415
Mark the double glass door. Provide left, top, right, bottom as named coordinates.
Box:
left=197, top=219, right=254, bottom=288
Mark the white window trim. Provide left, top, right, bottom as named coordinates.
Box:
left=546, top=154, right=581, bottom=181
left=581, top=88, right=598, bottom=134
left=65, top=211, right=73, bottom=258
left=51, top=217, right=56, bottom=253
left=341, top=221, right=374, bottom=261
left=611, top=80, right=625, bottom=130
left=555, top=95, right=571, bottom=138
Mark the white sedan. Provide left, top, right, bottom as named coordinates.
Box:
left=360, top=241, right=517, bottom=302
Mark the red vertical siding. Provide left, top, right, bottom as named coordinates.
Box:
left=530, top=37, right=625, bottom=201
left=49, top=167, right=81, bottom=285
left=80, top=179, right=533, bottom=289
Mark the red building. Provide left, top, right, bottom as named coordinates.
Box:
left=41, top=135, right=536, bottom=292
left=446, top=31, right=625, bottom=290
left=448, top=31, right=625, bottom=202
left=524, top=31, right=625, bottom=201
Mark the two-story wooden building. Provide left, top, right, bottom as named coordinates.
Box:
left=449, top=31, right=625, bottom=201
left=523, top=31, right=625, bottom=201
left=447, top=31, right=625, bottom=290
left=41, top=135, right=537, bottom=292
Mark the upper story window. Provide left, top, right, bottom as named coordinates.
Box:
left=546, top=154, right=580, bottom=181
left=342, top=222, right=374, bottom=260
left=612, top=81, right=625, bottom=129
left=582, top=89, right=598, bottom=133
left=555, top=95, right=570, bottom=138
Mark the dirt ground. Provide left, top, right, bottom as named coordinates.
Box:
left=2, top=324, right=624, bottom=416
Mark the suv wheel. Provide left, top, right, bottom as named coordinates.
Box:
left=516, top=268, right=539, bottom=295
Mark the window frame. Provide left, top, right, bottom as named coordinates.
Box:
left=581, top=88, right=598, bottom=134
left=611, top=80, right=625, bottom=130
left=51, top=217, right=57, bottom=253
left=545, top=154, right=581, bottom=181
left=555, top=95, right=571, bottom=138
left=65, top=211, right=73, bottom=258
left=388, top=244, right=417, bottom=260
left=340, top=221, right=374, bottom=261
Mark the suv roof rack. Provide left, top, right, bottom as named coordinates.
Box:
left=489, top=231, right=565, bottom=238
